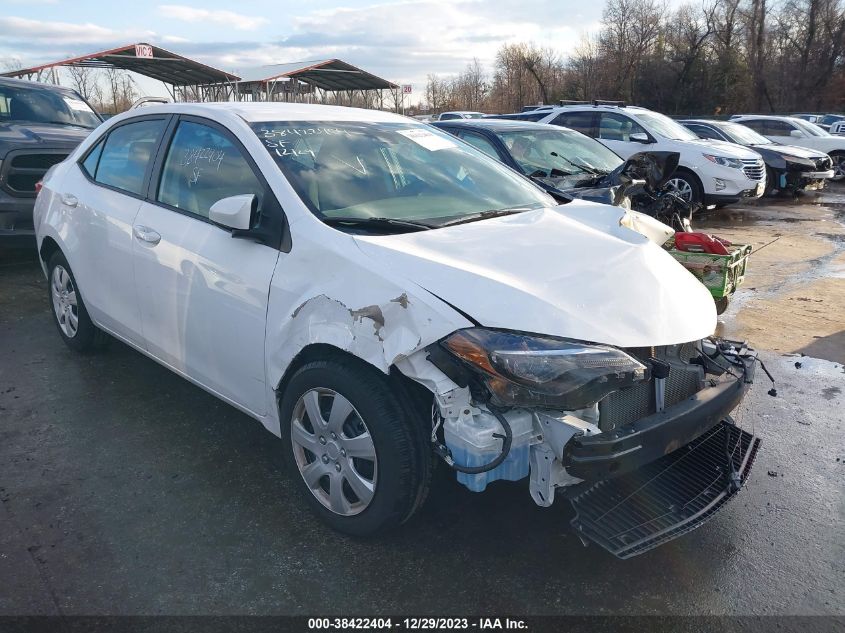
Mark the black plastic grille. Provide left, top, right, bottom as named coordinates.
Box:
left=1, top=150, right=68, bottom=196
left=569, top=421, right=760, bottom=558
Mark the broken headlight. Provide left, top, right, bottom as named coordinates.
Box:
left=434, top=328, right=648, bottom=409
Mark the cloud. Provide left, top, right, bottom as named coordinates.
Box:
left=157, top=5, right=269, bottom=31
left=0, top=16, right=155, bottom=46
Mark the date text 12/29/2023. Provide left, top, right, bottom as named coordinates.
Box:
left=307, top=618, right=528, bottom=630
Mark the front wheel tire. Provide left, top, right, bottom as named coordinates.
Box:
left=279, top=356, right=431, bottom=536
left=829, top=151, right=845, bottom=182
left=666, top=171, right=704, bottom=207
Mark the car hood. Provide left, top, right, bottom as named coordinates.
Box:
left=750, top=143, right=827, bottom=161
left=0, top=121, right=92, bottom=155
left=696, top=139, right=763, bottom=159
left=353, top=204, right=716, bottom=348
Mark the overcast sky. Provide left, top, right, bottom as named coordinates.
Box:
left=0, top=0, right=605, bottom=103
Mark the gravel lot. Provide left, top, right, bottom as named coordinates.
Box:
left=1, top=188, right=843, bottom=618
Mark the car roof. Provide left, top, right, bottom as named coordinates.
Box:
left=0, top=76, right=78, bottom=94
left=116, top=102, right=413, bottom=124
left=432, top=119, right=564, bottom=132
left=680, top=119, right=731, bottom=127
left=732, top=114, right=804, bottom=121
left=542, top=104, right=652, bottom=115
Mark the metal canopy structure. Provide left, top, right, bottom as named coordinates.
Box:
left=1, top=43, right=241, bottom=102
left=234, top=59, right=397, bottom=103
left=1, top=46, right=397, bottom=106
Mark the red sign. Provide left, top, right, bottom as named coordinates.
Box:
left=135, top=44, right=153, bottom=58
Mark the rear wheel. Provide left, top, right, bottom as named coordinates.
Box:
left=47, top=252, right=109, bottom=353
left=279, top=356, right=431, bottom=536
left=666, top=171, right=703, bottom=206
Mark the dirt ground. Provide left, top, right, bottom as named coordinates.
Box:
left=697, top=186, right=845, bottom=364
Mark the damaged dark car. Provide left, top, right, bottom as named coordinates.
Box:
left=681, top=119, right=834, bottom=195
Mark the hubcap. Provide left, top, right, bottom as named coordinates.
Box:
left=290, top=388, right=377, bottom=516
left=666, top=177, right=694, bottom=203
left=51, top=265, right=79, bottom=338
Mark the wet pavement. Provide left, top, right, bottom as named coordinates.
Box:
left=0, top=188, right=843, bottom=618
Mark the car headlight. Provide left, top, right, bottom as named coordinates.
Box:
left=432, top=328, right=648, bottom=409
left=703, top=154, right=744, bottom=170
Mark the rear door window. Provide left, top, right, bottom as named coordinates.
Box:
left=94, top=119, right=167, bottom=196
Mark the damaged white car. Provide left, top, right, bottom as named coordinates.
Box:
left=34, top=104, right=761, bottom=557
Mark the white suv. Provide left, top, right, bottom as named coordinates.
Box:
left=730, top=115, right=845, bottom=180
left=536, top=104, right=766, bottom=207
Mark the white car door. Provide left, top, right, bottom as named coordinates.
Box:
left=131, top=117, right=281, bottom=415
left=65, top=116, right=170, bottom=346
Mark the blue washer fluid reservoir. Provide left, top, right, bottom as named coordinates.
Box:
left=444, top=409, right=537, bottom=492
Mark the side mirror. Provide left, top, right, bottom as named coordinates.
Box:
left=209, top=194, right=256, bottom=230
left=630, top=132, right=652, bottom=143
left=789, top=129, right=804, bottom=138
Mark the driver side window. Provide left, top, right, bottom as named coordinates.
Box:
left=598, top=113, right=646, bottom=142
left=157, top=120, right=263, bottom=220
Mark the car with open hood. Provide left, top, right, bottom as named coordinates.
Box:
left=681, top=119, right=834, bottom=194
left=0, top=76, right=101, bottom=244
left=33, top=103, right=761, bottom=557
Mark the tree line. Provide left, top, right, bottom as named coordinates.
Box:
left=422, top=0, right=845, bottom=116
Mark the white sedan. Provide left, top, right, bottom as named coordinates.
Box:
left=33, top=103, right=759, bottom=553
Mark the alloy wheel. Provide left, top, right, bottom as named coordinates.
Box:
left=666, top=177, right=694, bottom=203
left=51, top=265, right=79, bottom=338
left=290, top=388, right=377, bottom=516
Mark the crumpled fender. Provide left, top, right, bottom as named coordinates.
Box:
left=263, top=226, right=471, bottom=435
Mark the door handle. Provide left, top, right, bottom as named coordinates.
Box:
left=61, top=193, right=78, bottom=208
left=133, top=225, right=161, bottom=246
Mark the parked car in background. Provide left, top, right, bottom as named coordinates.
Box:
left=817, top=114, right=845, bottom=132
left=535, top=103, right=766, bottom=208
left=829, top=119, right=845, bottom=136
left=33, top=102, right=761, bottom=557
left=793, top=114, right=822, bottom=124
left=730, top=114, right=845, bottom=180
left=432, top=118, right=625, bottom=196
left=437, top=111, right=484, bottom=121
left=680, top=119, right=833, bottom=194
left=484, top=111, right=549, bottom=122
left=0, top=77, right=101, bottom=244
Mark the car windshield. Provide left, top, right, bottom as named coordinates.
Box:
left=636, top=111, right=700, bottom=141
left=0, top=84, right=101, bottom=129
left=252, top=121, right=554, bottom=227
left=719, top=122, right=773, bottom=145
left=495, top=128, right=622, bottom=177
left=792, top=118, right=828, bottom=137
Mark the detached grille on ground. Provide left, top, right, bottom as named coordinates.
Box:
left=568, top=420, right=760, bottom=559
left=741, top=159, right=765, bottom=181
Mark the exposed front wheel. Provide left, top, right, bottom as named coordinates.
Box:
left=666, top=171, right=703, bottom=206
left=47, top=252, right=109, bottom=352
left=279, top=356, right=431, bottom=536
left=829, top=152, right=845, bottom=182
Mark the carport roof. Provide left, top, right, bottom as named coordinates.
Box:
left=1, top=43, right=238, bottom=86
left=236, top=59, right=397, bottom=91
